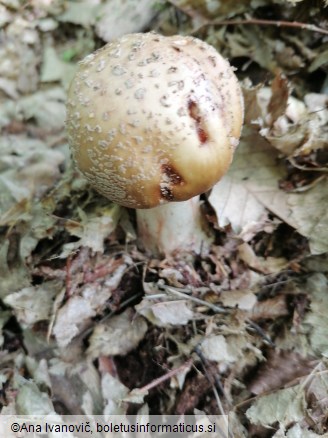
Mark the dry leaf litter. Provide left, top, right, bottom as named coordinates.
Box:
left=0, top=0, right=328, bottom=437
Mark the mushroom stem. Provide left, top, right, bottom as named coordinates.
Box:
left=136, top=196, right=213, bottom=256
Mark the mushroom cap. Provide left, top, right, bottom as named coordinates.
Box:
left=66, top=33, right=244, bottom=208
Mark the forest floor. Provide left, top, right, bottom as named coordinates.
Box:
left=0, top=0, right=328, bottom=437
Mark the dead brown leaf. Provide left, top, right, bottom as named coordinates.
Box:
left=248, top=350, right=316, bottom=395
left=250, top=295, right=289, bottom=322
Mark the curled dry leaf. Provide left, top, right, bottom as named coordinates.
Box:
left=101, top=373, right=129, bottom=415
left=58, top=0, right=99, bottom=27
left=199, top=334, right=237, bottom=363
left=15, top=377, right=55, bottom=415
left=250, top=295, right=289, bottom=321
left=301, top=274, right=328, bottom=356
left=41, top=46, right=76, bottom=88
left=259, top=86, right=327, bottom=158
left=246, top=385, right=306, bottom=427
left=220, top=289, right=257, bottom=311
left=267, top=74, right=290, bottom=126
left=87, top=309, right=148, bottom=359
left=122, top=388, right=149, bottom=405
left=304, top=364, right=328, bottom=431
left=247, top=362, right=328, bottom=434
left=238, top=242, right=289, bottom=274
left=64, top=204, right=121, bottom=253
left=0, top=16, right=41, bottom=96
left=0, top=238, right=31, bottom=299
left=53, top=295, right=97, bottom=348
left=209, top=123, right=327, bottom=254
left=208, top=128, right=287, bottom=233
left=0, top=4, right=12, bottom=27
left=96, top=0, right=159, bottom=41
left=199, top=332, right=252, bottom=370
left=287, top=181, right=328, bottom=255
left=53, top=256, right=129, bottom=347
left=48, top=359, right=102, bottom=415
left=3, top=281, right=60, bottom=326
left=248, top=350, right=316, bottom=395
left=136, top=299, right=194, bottom=326
left=25, top=357, right=52, bottom=392
left=282, top=424, right=325, bottom=437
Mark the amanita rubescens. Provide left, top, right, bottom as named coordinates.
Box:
left=66, top=32, right=244, bottom=256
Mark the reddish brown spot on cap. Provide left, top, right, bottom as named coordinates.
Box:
left=160, top=186, right=174, bottom=201
left=161, top=164, right=184, bottom=186
left=188, top=100, right=209, bottom=144
left=159, top=164, right=185, bottom=201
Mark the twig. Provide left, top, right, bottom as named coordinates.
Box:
left=163, top=286, right=274, bottom=346
left=205, top=18, right=328, bottom=36
left=65, top=254, right=73, bottom=297
left=165, top=0, right=204, bottom=21
left=284, top=174, right=326, bottom=193
left=194, top=346, right=233, bottom=438
left=165, top=2, right=328, bottom=36
left=246, top=318, right=275, bottom=347
left=138, top=358, right=193, bottom=393
left=163, top=285, right=229, bottom=314
left=288, top=157, right=328, bottom=173
left=194, top=346, right=231, bottom=407
left=298, top=360, right=325, bottom=391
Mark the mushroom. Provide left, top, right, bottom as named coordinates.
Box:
left=66, top=32, right=244, bottom=256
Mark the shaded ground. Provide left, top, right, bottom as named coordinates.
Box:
left=0, top=0, right=328, bottom=436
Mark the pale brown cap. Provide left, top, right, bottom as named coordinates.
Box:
left=66, top=33, right=244, bottom=208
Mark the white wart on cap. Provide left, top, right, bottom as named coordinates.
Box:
left=66, top=33, right=244, bottom=209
